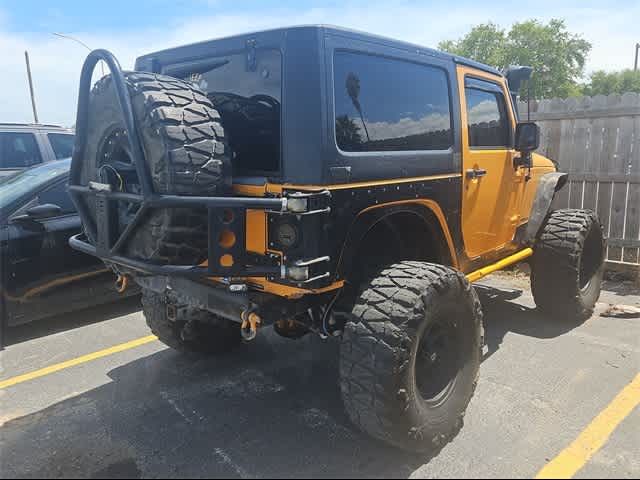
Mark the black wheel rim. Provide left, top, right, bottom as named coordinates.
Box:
left=97, top=127, right=141, bottom=230
left=415, top=316, right=462, bottom=406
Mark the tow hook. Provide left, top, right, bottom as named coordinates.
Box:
left=240, top=310, right=262, bottom=341
left=115, top=274, right=130, bottom=294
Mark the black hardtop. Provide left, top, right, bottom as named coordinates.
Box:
left=136, top=25, right=502, bottom=77
left=133, top=25, right=503, bottom=185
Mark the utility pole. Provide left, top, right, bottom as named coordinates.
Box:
left=24, top=51, right=39, bottom=124
left=635, top=43, right=639, bottom=71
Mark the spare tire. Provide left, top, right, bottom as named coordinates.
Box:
left=77, top=71, right=231, bottom=265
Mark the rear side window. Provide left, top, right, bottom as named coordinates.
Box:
left=334, top=51, right=453, bottom=152
left=48, top=133, right=75, bottom=159
left=465, top=83, right=511, bottom=148
left=0, top=132, right=42, bottom=168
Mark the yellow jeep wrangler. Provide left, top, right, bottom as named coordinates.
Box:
left=69, top=26, right=605, bottom=452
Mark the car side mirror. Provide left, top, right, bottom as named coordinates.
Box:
left=27, top=203, right=63, bottom=219
left=13, top=204, right=62, bottom=223
left=514, top=122, right=540, bottom=169
left=515, top=122, right=540, bottom=153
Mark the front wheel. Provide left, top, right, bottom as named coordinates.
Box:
left=531, top=209, right=605, bottom=322
left=339, top=262, right=484, bottom=452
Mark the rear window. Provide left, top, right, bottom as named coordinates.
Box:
left=171, top=49, right=282, bottom=175
left=48, top=133, right=75, bottom=159
left=0, top=132, right=42, bottom=169
left=333, top=51, right=453, bottom=152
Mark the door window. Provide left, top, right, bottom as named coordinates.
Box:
left=38, top=181, right=76, bottom=216
left=0, top=132, right=43, bottom=168
left=464, top=81, right=511, bottom=148
left=48, top=133, right=75, bottom=159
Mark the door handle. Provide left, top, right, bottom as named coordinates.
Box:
left=466, top=168, right=488, bottom=180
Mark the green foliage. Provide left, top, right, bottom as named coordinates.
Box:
left=582, top=70, right=640, bottom=96
left=438, top=23, right=507, bottom=68
left=438, top=19, right=591, bottom=99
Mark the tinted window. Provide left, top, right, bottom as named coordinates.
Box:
left=0, top=132, right=42, bottom=168
left=465, top=85, right=510, bottom=148
left=0, top=160, right=69, bottom=213
left=177, top=49, right=282, bottom=174
left=48, top=133, right=75, bottom=159
left=334, top=51, right=452, bottom=152
left=38, top=181, right=76, bottom=215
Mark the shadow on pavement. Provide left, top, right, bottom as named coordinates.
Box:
left=3, top=296, right=141, bottom=347
left=475, top=283, right=580, bottom=361
left=0, top=330, right=428, bottom=478
left=1, top=281, right=607, bottom=478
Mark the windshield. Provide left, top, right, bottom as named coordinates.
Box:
left=0, top=158, right=70, bottom=211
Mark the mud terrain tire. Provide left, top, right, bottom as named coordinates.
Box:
left=531, top=209, right=605, bottom=322
left=340, top=262, right=484, bottom=452
left=80, top=72, right=231, bottom=265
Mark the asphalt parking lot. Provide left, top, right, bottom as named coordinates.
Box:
left=1, top=274, right=638, bottom=479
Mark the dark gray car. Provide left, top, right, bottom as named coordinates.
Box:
left=0, top=123, right=75, bottom=179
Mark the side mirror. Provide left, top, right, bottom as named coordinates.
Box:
left=514, top=122, right=540, bottom=172
left=13, top=203, right=62, bottom=223
left=27, top=203, right=63, bottom=219
left=515, top=122, right=540, bottom=153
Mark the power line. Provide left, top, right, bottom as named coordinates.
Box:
left=52, top=32, right=105, bottom=76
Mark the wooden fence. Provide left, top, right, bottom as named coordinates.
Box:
left=520, top=93, right=640, bottom=268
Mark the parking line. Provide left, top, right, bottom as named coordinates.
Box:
left=0, top=335, right=157, bottom=390
left=535, top=373, right=640, bottom=479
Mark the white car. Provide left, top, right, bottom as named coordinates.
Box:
left=0, top=123, right=74, bottom=180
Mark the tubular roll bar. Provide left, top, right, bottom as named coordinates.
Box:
left=68, top=49, right=286, bottom=278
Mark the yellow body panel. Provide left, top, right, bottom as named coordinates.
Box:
left=515, top=153, right=556, bottom=223
left=456, top=66, right=556, bottom=259
left=457, top=65, right=521, bottom=259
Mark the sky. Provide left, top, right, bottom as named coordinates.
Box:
left=1, top=0, right=638, bottom=126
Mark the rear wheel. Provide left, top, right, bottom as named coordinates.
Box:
left=340, top=262, right=484, bottom=452
left=531, top=209, right=605, bottom=322
left=142, top=289, right=242, bottom=354
left=79, top=72, right=231, bottom=265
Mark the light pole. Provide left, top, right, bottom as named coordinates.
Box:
left=635, top=43, right=639, bottom=71
left=24, top=51, right=39, bottom=124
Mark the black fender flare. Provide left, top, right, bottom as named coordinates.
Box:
left=336, top=202, right=456, bottom=280
left=518, top=172, right=569, bottom=245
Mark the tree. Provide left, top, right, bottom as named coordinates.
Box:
left=438, top=23, right=507, bottom=68
left=335, top=115, right=364, bottom=150
left=438, top=19, right=591, bottom=99
left=582, top=69, right=640, bottom=96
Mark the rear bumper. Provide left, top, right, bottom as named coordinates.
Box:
left=70, top=234, right=279, bottom=278
left=135, top=274, right=252, bottom=324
